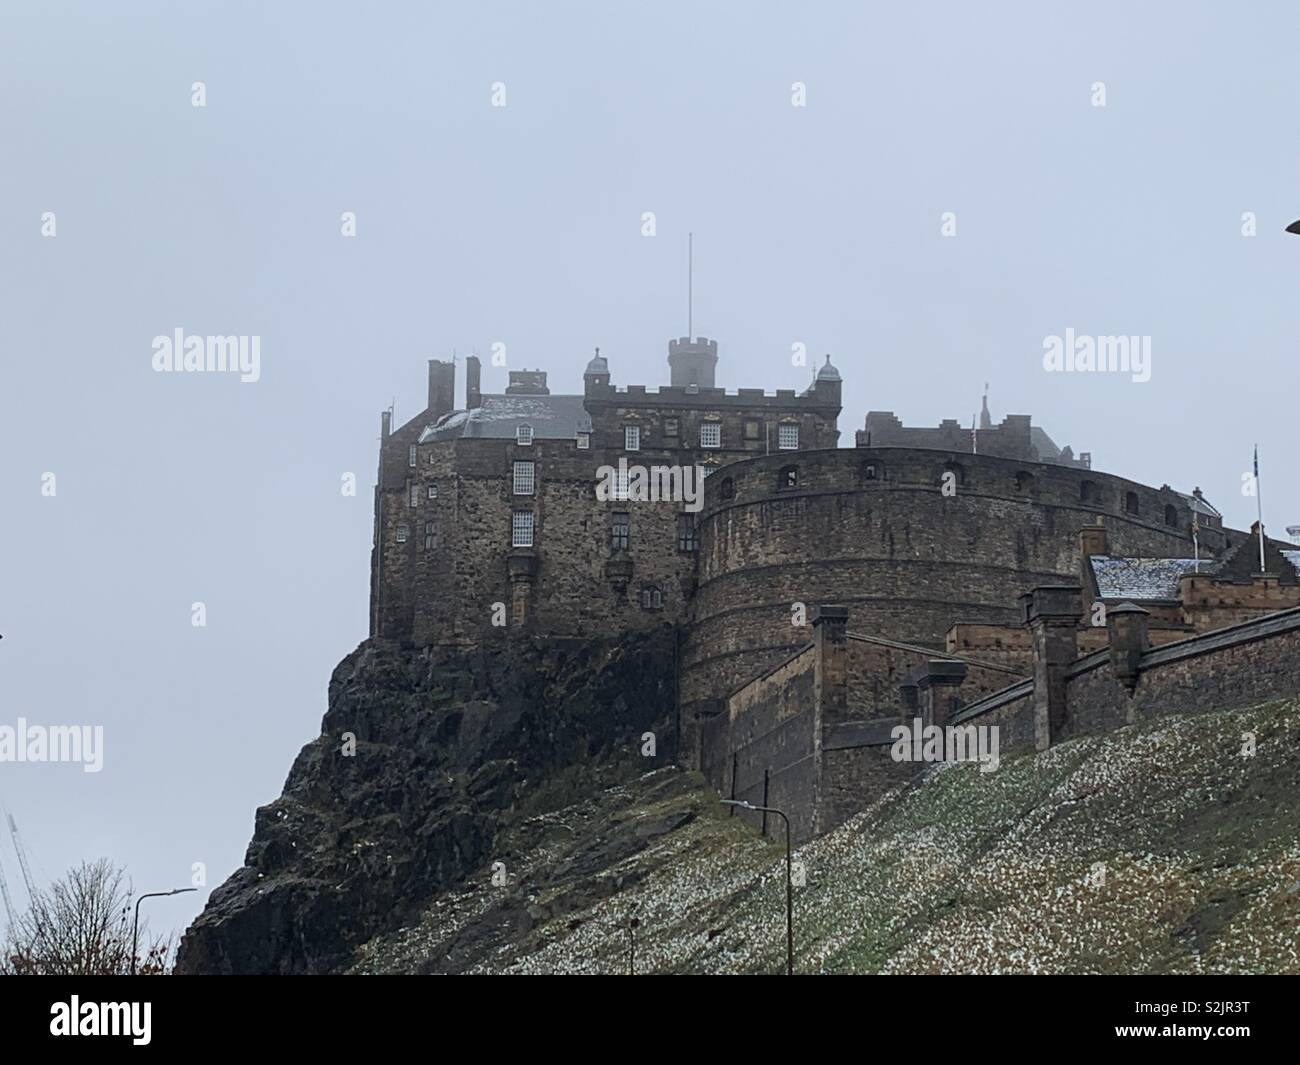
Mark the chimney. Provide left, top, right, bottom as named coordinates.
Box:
left=466, top=354, right=482, bottom=409
left=427, top=359, right=455, bottom=417
left=505, top=370, right=549, bottom=395
left=1079, top=523, right=1107, bottom=606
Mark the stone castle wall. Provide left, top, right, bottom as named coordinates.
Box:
left=682, top=446, right=1210, bottom=742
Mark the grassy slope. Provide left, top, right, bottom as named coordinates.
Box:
left=352, top=697, right=1300, bottom=974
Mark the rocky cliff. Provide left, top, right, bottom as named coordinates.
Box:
left=175, top=630, right=678, bottom=974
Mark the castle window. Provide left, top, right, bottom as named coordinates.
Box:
left=1014, top=471, right=1035, bottom=494
left=611, top=512, right=630, bottom=551
left=613, top=463, right=630, bottom=501
left=511, top=510, right=534, bottom=547
left=861, top=462, right=879, bottom=482
left=428, top=483, right=438, bottom=500
left=1164, top=503, right=1179, bottom=527
left=408, top=445, right=417, bottom=467
left=940, top=462, right=966, bottom=487
left=778, top=424, right=799, bottom=450
left=395, top=524, right=409, bottom=544
left=576, top=431, right=590, bottom=450
left=1080, top=480, right=1098, bottom=504
left=516, top=424, right=533, bottom=446
left=665, top=418, right=679, bottom=437
left=744, top=420, right=760, bottom=441
left=700, top=422, right=721, bottom=449
left=678, top=513, right=698, bottom=552
left=639, top=586, right=664, bottom=610
left=513, top=460, right=535, bottom=496
left=410, top=482, right=420, bottom=507
left=624, top=425, right=641, bottom=451
left=779, top=465, right=799, bottom=490
left=1125, top=491, right=1140, bottom=516
left=424, top=522, right=436, bottom=550
left=719, top=476, right=735, bottom=500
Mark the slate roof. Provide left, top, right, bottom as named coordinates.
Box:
left=1090, top=555, right=1218, bottom=601
left=1283, top=549, right=1300, bottom=574
left=1173, top=490, right=1222, bottom=518
left=419, top=395, right=591, bottom=443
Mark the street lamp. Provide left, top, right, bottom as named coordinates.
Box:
left=132, top=887, right=197, bottom=975
left=721, top=799, right=794, bottom=975
left=581, top=914, right=641, bottom=974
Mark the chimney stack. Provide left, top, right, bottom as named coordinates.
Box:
left=427, top=359, right=455, bottom=417
left=466, top=354, right=482, bottom=409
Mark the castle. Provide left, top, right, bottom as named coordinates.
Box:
left=371, top=339, right=1300, bottom=841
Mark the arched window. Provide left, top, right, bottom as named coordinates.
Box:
left=719, top=476, right=735, bottom=501
left=779, top=465, right=799, bottom=490
left=1125, top=491, right=1140, bottom=516
left=1164, top=503, right=1179, bottom=527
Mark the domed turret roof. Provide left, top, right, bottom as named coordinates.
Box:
left=584, top=347, right=609, bottom=375
left=816, top=354, right=840, bottom=381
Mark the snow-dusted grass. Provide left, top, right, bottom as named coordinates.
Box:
left=354, top=699, right=1300, bottom=975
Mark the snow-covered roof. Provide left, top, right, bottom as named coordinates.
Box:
left=1090, top=556, right=1217, bottom=601
left=418, top=394, right=590, bottom=443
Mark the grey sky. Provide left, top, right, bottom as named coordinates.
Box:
left=2, top=1, right=1297, bottom=943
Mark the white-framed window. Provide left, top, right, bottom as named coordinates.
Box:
left=410, top=483, right=420, bottom=507
left=423, top=522, right=436, bottom=550
left=511, top=510, right=534, bottom=547
left=516, top=424, right=533, bottom=446
left=700, top=422, right=721, bottom=449
left=778, top=423, right=799, bottom=450
left=396, top=524, right=409, bottom=543
left=513, top=460, right=535, bottom=496
left=624, top=425, right=640, bottom=451
left=408, top=445, right=417, bottom=467
left=576, top=431, right=590, bottom=450
left=614, top=463, right=630, bottom=500
left=428, top=484, right=438, bottom=500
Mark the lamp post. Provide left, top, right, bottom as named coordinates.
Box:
left=722, top=799, right=794, bottom=975
left=131, top=887, right=197, bottom=975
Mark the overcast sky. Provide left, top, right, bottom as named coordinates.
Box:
left=2, top=1, right=1297, bottom=945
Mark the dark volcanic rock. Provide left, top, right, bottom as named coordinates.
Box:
left=175, top=629, right=678, bottom=974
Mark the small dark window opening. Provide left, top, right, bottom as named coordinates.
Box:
left=1164, top=503, right=1178, bottom=527
left=779, top=465, right=798, bottom=490
left=1125, top=491, right=1140, bottom=516
left=719, top=477, right=735, bottom=500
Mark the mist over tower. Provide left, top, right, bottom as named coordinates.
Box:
left=667, top=336, right=718, bottom=388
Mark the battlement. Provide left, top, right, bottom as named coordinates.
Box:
left=583, top=380, right=837, bottom=408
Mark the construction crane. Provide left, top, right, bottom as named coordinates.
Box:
left=7, top=813, right=40, bottom=905
left=0, top=850, right=15, bottom=932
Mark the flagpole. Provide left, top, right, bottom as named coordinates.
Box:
left=1192, top=505, right=1200, bottom=573
left=1255, top=444, right=1266, bottom=572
